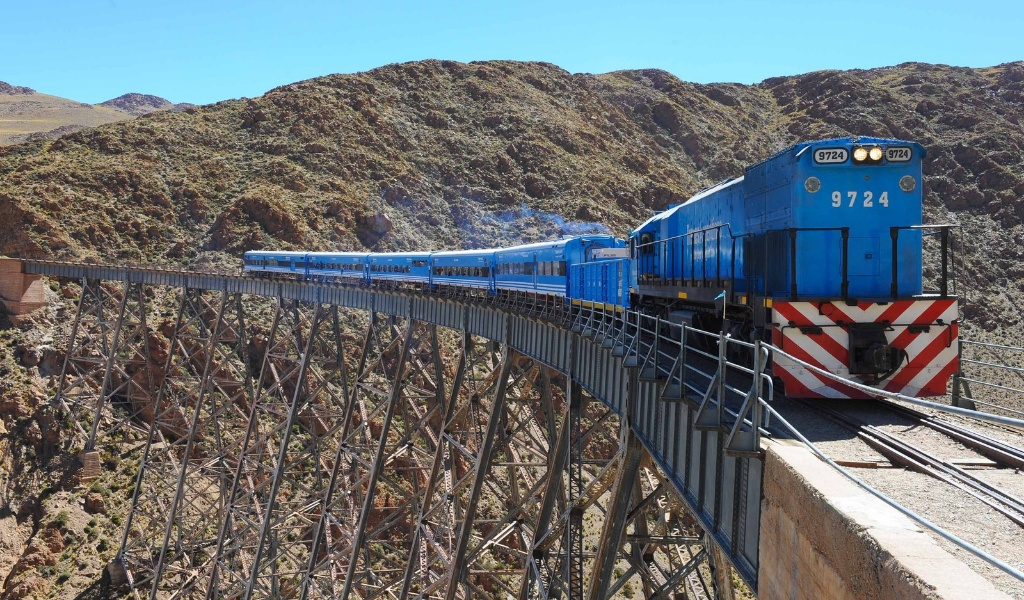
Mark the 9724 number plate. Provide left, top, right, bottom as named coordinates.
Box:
left=813, top=148, right=849, bottom=164
left=886, top=146, right=912, bottom=162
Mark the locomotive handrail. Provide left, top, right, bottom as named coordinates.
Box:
left=782, top=226, right=850, bottom=301
left=890, top=224, right=960, bottom=299
left=634, top=222, right=753, bottom=302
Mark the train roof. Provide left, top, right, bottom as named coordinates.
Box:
left=495, top=234, right=616, bottom=254
left=306, top=251, right=369, bottom=257
left=244, top=250, right=307, bottom=256
left=368, top=252, right=431, bottom=260
left=431, top=248, right=498, bottom=257
left=745, top=137, right=927, bottom=173
left=631, top=177, right=741, bottom=233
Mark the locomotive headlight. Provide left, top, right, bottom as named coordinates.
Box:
left=869, top=146, right=883, bottom=161
left=899, top=175, right=917, bottom=192
left=804, top=176, right=821, bottom=193
left=852, top=147, right=869, bottom=162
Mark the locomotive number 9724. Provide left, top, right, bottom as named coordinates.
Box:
left=830, top=190, right=890, bottom=208
left=814, top=148, right=849, bottom=164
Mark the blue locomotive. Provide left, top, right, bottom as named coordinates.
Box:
left=629, top=137, right=957, bottom=398
left=243, top=137, right=959, bottom=399
left=631, top=136, right=927, bottom=317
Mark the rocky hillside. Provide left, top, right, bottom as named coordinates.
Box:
left=97, top=93, right=194, bottom=117
left=0, top=84, right=186, bottom=146
left=1, top=59, right=1023, bottom=332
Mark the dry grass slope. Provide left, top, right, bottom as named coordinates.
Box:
left=0, top=92, right=131, bottom=146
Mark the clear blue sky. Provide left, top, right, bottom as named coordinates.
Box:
left=2, top=0, right=1021, bottom=105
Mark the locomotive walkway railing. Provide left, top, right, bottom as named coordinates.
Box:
left=635, top=222, right=961, bottom=303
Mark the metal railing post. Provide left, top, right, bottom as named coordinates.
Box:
left=789, top=228, right=798, bottom=299
left=890, top=227, right=900, bottom=298
left=940, top=227, right=950, bottom=297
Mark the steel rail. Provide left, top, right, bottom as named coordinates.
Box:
left=793, top=399, right=1024, bottom=528
left=760, top=401, right=1024, bottom=584
left=877, top=399, right=1024, bottom=470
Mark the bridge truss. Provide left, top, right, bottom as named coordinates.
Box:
left=32, top=262, right=768, bottom=599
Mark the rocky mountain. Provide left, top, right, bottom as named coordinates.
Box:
left=97, top=93, right=192, bottom=116
left=0, top=84, right=187, bottom=145
left=1, top=60, right=1022, bottom=333
left=0, top=82, right=34, bottom=95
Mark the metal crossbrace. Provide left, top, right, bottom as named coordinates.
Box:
left=607, top=465, right=718, bottom=600
left=399, top=333, right=508, bottom=598
left=518, top=379, right=570, bottom=600
left=54, top=279, right=155, bottom=451
left=565, top=383, right=584, bottom=599
left=296, top=310, right=400, bottom=600
left=118, top=289, right=256, bottom=598
left=202, top=300, right=350, bottom=600
left=334, top=319, right=451, bottom=599
left=299, top=312, right=414, bottom=600
left=587, top=421, right=643, bottom=599
left=439, top=350, right=518, bottom=600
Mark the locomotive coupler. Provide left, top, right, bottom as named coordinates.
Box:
left=848, top=323, right=905, bottom=382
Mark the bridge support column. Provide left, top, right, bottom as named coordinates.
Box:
left=204, top=299, right=352, bottom=600
left=53, top=279, right=155, bottom=480
left=0, top=257, right=44, bottom=324
left=587, top=421, right=643, bottom=599
left=118, top=288, right=256, bottom=598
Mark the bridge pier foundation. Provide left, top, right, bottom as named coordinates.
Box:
left=0, top=257, right=45, bottom=324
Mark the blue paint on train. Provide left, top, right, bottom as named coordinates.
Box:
left=631, top=137, right=926, bottom=304
left=243, top=137, right=931, bottom=326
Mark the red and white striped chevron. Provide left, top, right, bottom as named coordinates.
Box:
left=771, top=299, right=959, bottom=399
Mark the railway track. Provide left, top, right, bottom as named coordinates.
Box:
left=791, top=397, right=1024, bottom=529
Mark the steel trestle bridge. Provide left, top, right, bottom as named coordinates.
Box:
left=28, top=259, right=789, bottom=599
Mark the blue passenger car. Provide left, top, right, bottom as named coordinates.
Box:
left=306, top=252, right=369, bottom=283
left=495, top=235, right=623, bottom=297
left=367, top=252, right=432, bottom=284
left=243, top=251, right=308, bottom=277
left=430, top=250, right=496, bottom=293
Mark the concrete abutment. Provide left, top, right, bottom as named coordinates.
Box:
left=758, top=440, right=1009, bottom=599
left=0, top=257, right=45, bottom=323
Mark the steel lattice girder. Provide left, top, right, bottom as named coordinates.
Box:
left=54, top=279, right=156, bottom=451
left=58, top=282, right=737, bottom=600
left=203, top=300, right=354, bottom=600
left=118, top=288, right=258, bottom=599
